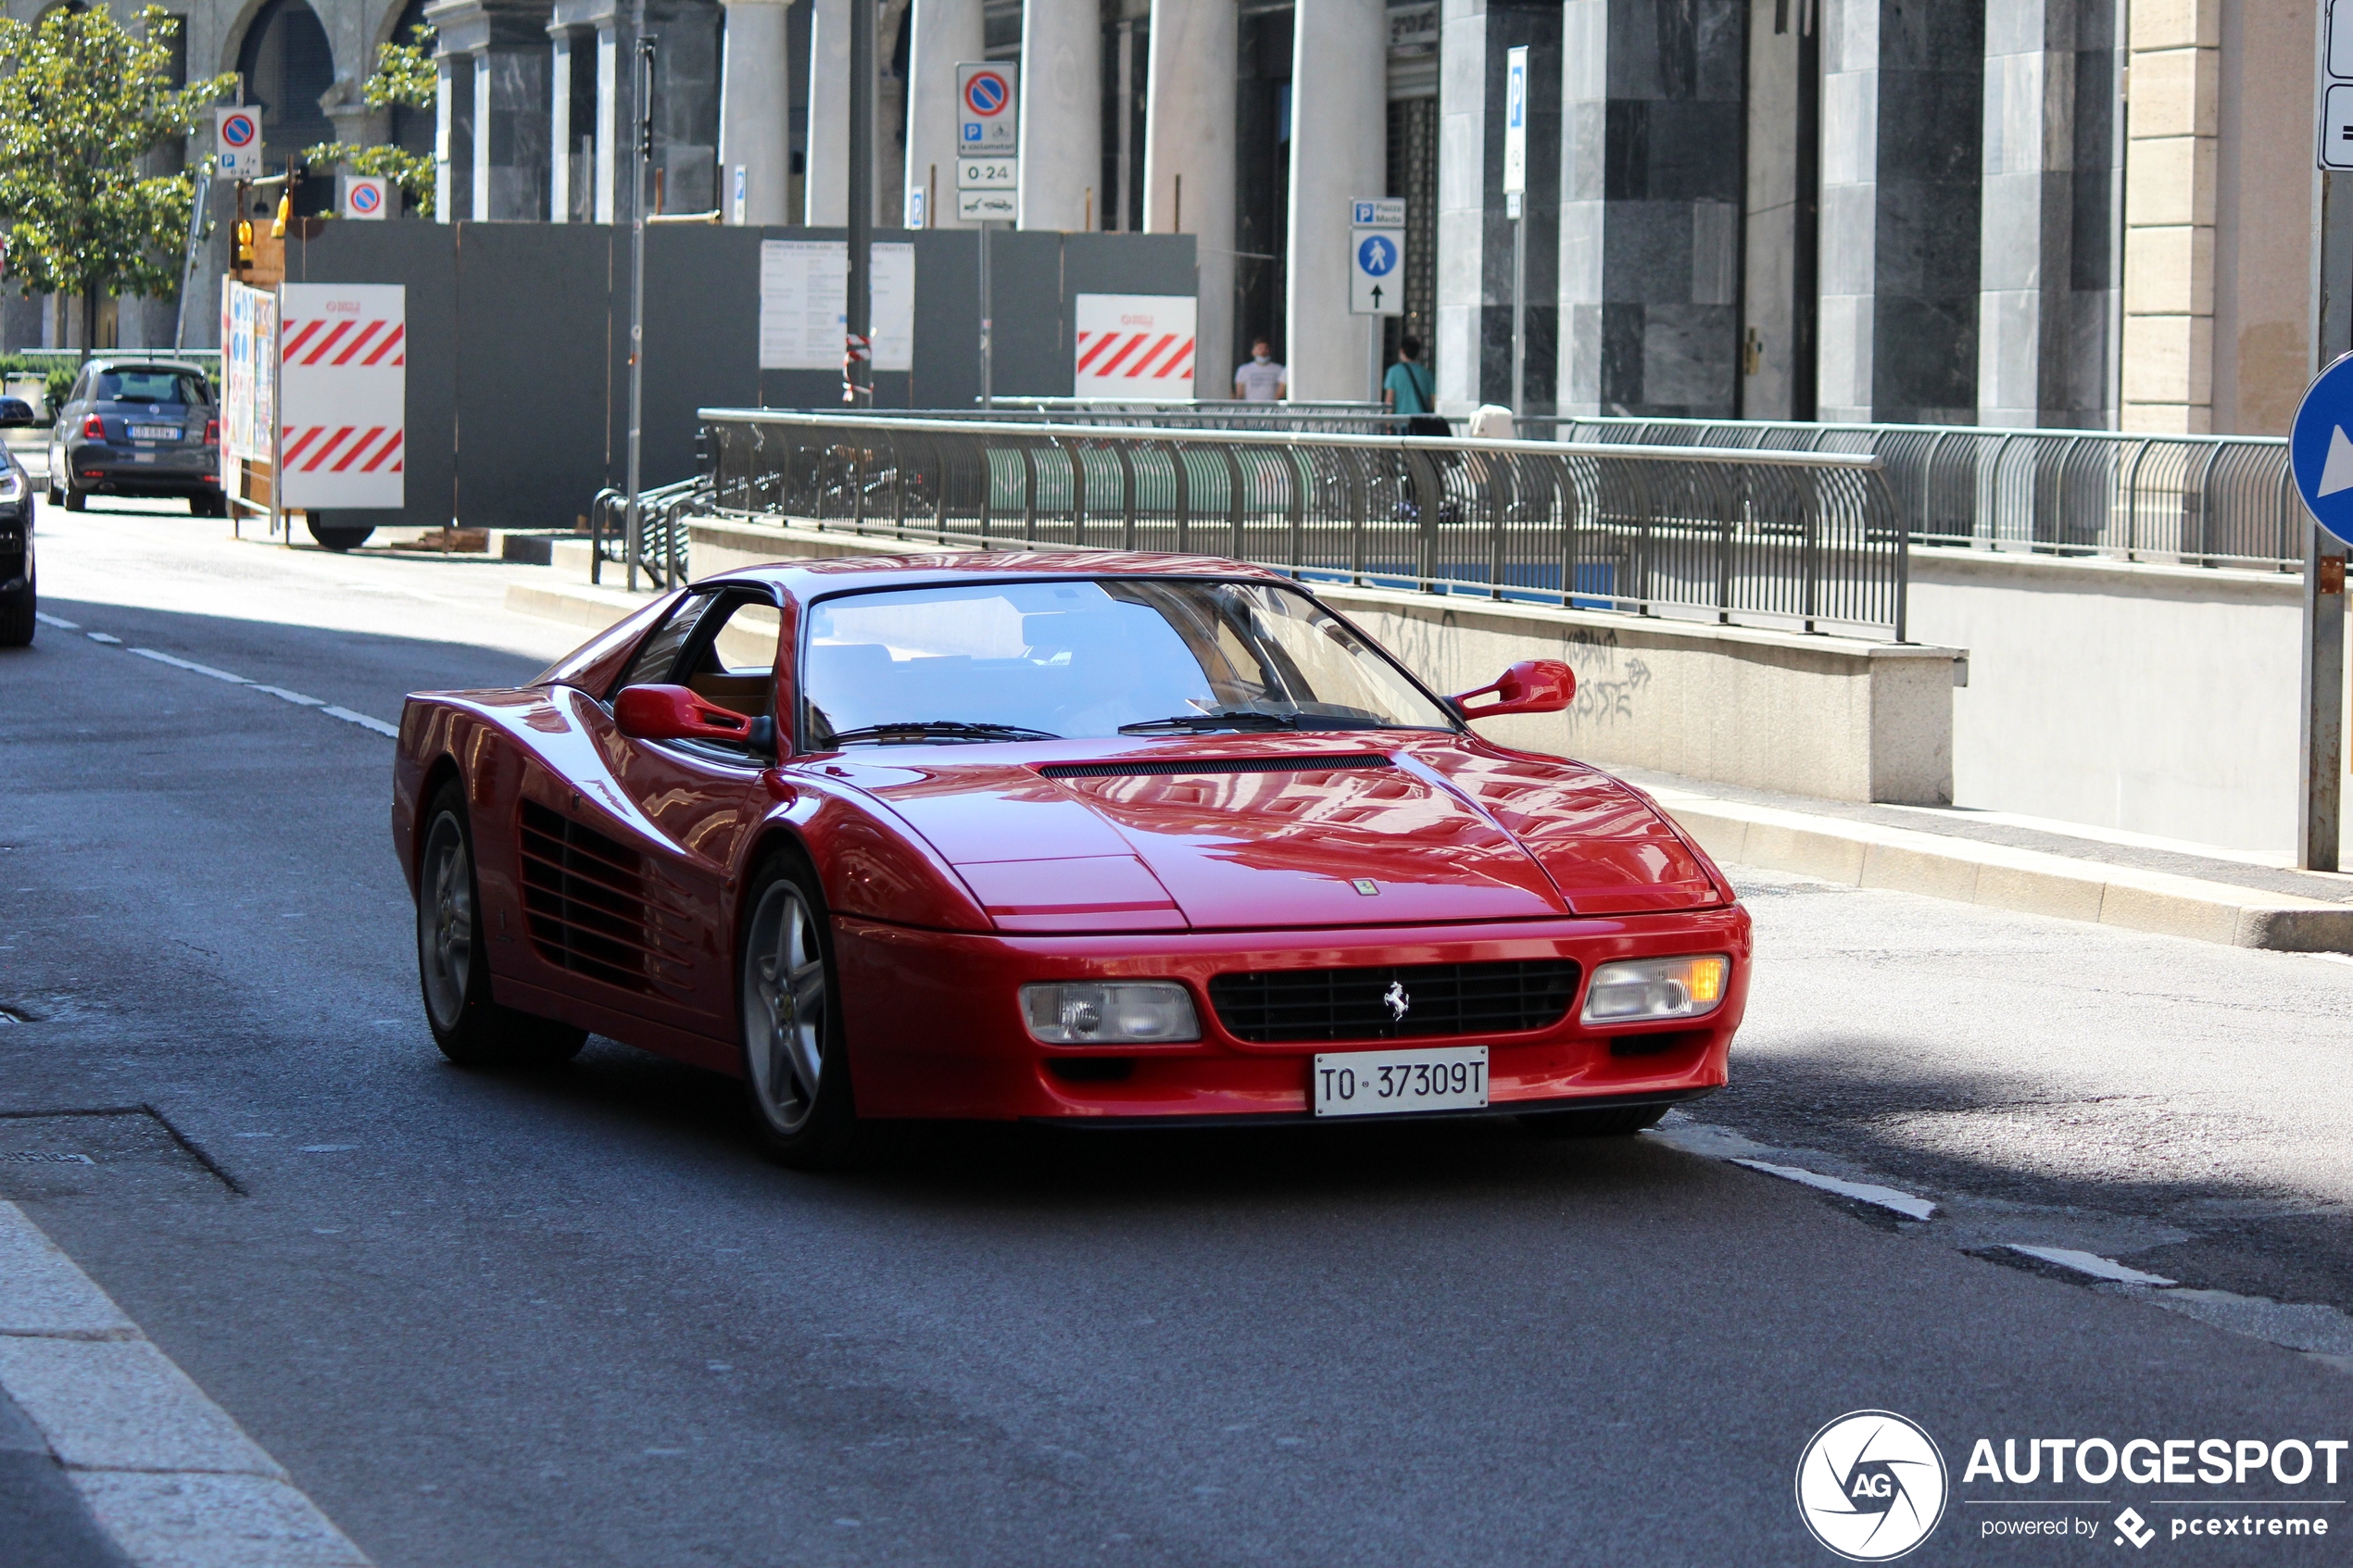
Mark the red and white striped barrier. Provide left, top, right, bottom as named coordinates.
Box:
left=278, top=284, right=405, bottom=510
left=1073, top=294, right=1198, bottom=402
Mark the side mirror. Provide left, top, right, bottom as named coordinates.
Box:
left=0, top=397, right=35, bottom=429
left=1451, top=659, right=1575, bottom=720
left=613, top=684, right=767, bottom=747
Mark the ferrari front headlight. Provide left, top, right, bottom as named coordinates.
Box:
left=0, top=470, right=24, bottom=504
left=1579, top=955, right=1730, bottom=1024
left=1020, top=982, right=1200, bottom=1044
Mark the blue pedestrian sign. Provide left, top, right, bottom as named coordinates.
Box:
left=1357, top=234, right=1398, bottom=277
left=2290, top=353, right=2353, bottom=545
left=1349, top=198, right=1403, bottom=318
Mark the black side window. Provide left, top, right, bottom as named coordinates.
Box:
left=610, top=593, right=715, bottom=696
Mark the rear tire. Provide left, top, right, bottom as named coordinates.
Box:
left=308, top=519, right=373, bottom=551
left=1520, top=1103, right=1670, bottom=1139
left=737, top=849, right=862, bottom=1170
left=416, top=783, right=586, bottom=1070
left=61, top=483, right=84, bottom=512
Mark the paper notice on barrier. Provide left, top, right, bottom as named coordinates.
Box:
left=278, top=282, right=405, bottom=510
left=759, top=240, right=913, bottom=372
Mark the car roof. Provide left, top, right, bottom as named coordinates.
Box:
left=83, top=359, right=209, bottom=378
left=695, top=550, right=1295, bottom=601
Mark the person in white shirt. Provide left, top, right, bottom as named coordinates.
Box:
left=1233, top=339, right=1287, bottom=401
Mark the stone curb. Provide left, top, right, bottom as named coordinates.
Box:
left=0, top=1202, right=371, bottom=1568
left=1651, top=793, right=2353, bottom=953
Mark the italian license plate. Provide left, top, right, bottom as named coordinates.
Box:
left=131, top=425, right=177, bottom=441
left=1312, top=1045, right=1489, bottom=1118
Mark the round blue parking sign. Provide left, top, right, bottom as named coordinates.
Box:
left=2291, top=352, right=2353, bottom=546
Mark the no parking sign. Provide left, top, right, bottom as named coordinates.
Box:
left=956, top=63, right=1016, bottom=153
left=215, top=108, right=260, bottom=177
left=340, top=176, right=390, bottom=220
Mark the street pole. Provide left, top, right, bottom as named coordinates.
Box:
left=625, top=22, right=655, bottom=593
left=172, top=161, right=214, bottom=354
left=845, top=0, right=875, bottom=405
left=979, top=220, right=992, bottom=408
left=1508, top=193, right=1526, bottom=418
left=2305, top=167, right=2353, bottom=869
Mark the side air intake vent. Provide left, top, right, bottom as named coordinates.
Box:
left=518, top=799, right=656, bottom=994
left=1039, top=754, right=1392, bottom=781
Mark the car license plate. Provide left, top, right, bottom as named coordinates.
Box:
left=1311, top=1045, right=1488, bottom=1118
left=131, top=425, right=177, bottom=441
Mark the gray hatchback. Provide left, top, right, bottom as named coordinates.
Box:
left=47, top=358, right=225, bottom=516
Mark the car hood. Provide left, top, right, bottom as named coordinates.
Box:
left=824, top=734, right=1722, bottom=934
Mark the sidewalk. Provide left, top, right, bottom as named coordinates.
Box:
left=502, top=571, right=2353, bottom=955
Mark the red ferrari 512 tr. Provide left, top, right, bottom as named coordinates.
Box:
left=393, top=552, right=1751, bottom=1167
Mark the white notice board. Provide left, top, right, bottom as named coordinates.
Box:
left=759, top=241, right=914, bottom=372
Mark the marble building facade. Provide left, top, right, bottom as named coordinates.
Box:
left=8, top=0, right=2321, bottom=433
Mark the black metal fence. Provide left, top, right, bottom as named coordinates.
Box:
left=698, top=410, right=1913, bottom=640
left=1542, top=416, right=2299, bottom=571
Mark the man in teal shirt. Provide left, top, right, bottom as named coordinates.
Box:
left=1383, top=336, right=1444, bottom=433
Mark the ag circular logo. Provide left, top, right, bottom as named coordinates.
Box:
left=1794, top=1411, right=1948, bottom=1562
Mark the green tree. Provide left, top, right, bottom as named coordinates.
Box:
left=0, top=6, right=233, bottom=348
left=305, top=25, right=437, bottom=218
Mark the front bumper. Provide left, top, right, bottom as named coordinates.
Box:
left=833, top=908, right=1753, bottom=1121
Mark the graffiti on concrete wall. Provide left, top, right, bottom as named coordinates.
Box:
left=1558, top=627, right=1650, bottom=728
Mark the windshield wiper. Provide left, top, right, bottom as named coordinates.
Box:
left=827, top=720, right=1063, bottom=745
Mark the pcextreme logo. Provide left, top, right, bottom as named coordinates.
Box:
left=1795, top=1411, right=1951, bottom=1562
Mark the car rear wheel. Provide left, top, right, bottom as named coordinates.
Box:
left=416, top=784, right=586, bottom=1070
left=1519, top=1103, right=1670, bottom=1139
left=308, top=519, right=373, bottom=551
left=738, top=851, right=862, bottom=1170
left=61, top=483, right=84, bottom=512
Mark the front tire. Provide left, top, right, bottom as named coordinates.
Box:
left=308, top=519, right=373, bottom=550
left=1520, top=1103, right=1670, bottom=1139
left=738, top=850, right=861, bottom=1169
left=0, top=590, right=31, bottom=648
left=416, top=784, right=585, bottom=1070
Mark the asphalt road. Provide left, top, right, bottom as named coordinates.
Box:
left=6, top=505, right=2353, bottom=1567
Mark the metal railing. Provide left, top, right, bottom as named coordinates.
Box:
left=588, top=476, right=708, bottom=589
left=1534, top=416, right=2299, bottom=571
left=962, top=399, right=1406, bottom=434
left=698, top=409, right=1913, bottom=640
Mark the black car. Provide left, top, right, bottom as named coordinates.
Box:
left=0, top=394, right=44, bottom=646
left=46, top=358, right=225, bottom=517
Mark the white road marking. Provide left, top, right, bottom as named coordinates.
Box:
left=85, top=632, right=121, bottom=646
left=0, top=1201, right=372, bottom=1566
left=31, top=611, right=79, bottom=630
left=1730, top=1158, right=1940, bottom=1221
left=2004, top=1244, right=2177, bottom=1286
left=58, top=637, right=404, bottom=741
left=321, top=706, right=399, bottom=738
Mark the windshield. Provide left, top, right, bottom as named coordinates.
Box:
left=800, top=578, right=1455, bottom=746
left=94, top=370, right=210, bottom=407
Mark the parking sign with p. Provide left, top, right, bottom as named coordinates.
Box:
left=956, top=63, right=1017, bottom=153
left=216, top=108, right=260, bottom=177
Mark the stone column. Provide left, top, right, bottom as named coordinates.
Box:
left=721, top=0, right=796, bottom=223
left=476, top=44, right=551, bottom=219
left=2120, top=0, right=2216, bottom=432
left=1556, top=0, right=1742, bottom=418
left=1144, top=0, right=1236, bottom=395
left=595, top=19, right=618, bottom=221
left=1018, top=0, right=1101, bottom=231
left=903, top=0, right=982, bottom=227
left=805, top=0, right=852, bottom=222
left=1817, top=0, right=1983, bottom=424
left=435, top=51, right=474, bottom=223
left=1282, top=0, right=1384, bottom=399
left=549, top=22, right=578, bottom=220
left=1432, top=0, right=1484, bottom=409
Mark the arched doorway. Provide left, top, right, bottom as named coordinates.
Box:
left=236, top=0, right=335, bottom=178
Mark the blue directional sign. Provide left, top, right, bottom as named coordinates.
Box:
left=2290, top=352, right=2353, bottom=545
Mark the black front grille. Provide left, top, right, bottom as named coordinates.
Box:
left=518, top=799, right=655, bottom=994
left=1039, top=754, right=1391, bottom=781
left=1208, top=960, right=1580, bottom=1044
